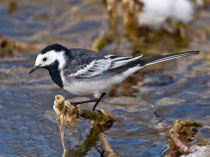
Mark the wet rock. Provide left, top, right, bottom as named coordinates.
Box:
left=0, top=104, right=5, bottom=108
left=0, top=35, right=44, bottom=57
left=157, top=97, right=186, bottom=105
left=106, top=96, right=151, bottom=107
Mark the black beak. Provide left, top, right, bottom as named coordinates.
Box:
left=28, top=66, right=40, bottom=74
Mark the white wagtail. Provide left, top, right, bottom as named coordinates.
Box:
left=29, top=43, right=199, bottom=115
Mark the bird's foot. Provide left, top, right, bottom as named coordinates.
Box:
left=72, top=104, right=80, bottom=118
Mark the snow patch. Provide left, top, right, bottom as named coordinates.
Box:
left=138, top=0, right=200, bottom=29
left=181, top=145, right=210, bottom=157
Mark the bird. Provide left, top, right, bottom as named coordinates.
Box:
left=29, top=43, right=199, bottom=115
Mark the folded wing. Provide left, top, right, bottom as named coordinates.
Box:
left=64, top=55, right=143, bottom=78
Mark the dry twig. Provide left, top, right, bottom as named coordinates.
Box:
left=53, top=95, right=114, bottom=154
left=164, top=119, right=203, bottom=157
left=100, top=134, right=118, bottom=157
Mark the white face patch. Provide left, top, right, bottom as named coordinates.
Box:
left=34, top=50, right=66, bottom=70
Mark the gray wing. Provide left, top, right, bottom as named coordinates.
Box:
left=63, top=50, right=143, bottom=78
left=63, top=48, right=101, bottom=76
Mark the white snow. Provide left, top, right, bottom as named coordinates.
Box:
left=170, top=0, right=194, bottom=23
left=180, top=145, right=210, bottom=157
left=137, top=0, right=200, bottom=29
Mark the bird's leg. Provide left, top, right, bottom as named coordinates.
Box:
left=71, top=98, right=98, bottom=105
left=92, top=93, right=106, bottom=111
left=71, top=98, right=98, bottom=118
left=70, top=93, right=106, bottom=116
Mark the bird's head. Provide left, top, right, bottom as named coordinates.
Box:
left=29, top=43, right=68, bottom=74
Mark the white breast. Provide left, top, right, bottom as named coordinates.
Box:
left=61, top=71, right=108, bottom=96
left=60, top=65, right=142, bottom=97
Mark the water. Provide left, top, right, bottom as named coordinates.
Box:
left=0, top=0, right=209, bottom=156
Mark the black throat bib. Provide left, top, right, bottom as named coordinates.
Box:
left=47, top=60, right=63, bottom=88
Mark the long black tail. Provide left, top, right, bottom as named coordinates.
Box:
left=140, top=51, right=199, bottom=66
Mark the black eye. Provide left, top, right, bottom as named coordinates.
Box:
left=43, top=57, right=47, bottom=61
